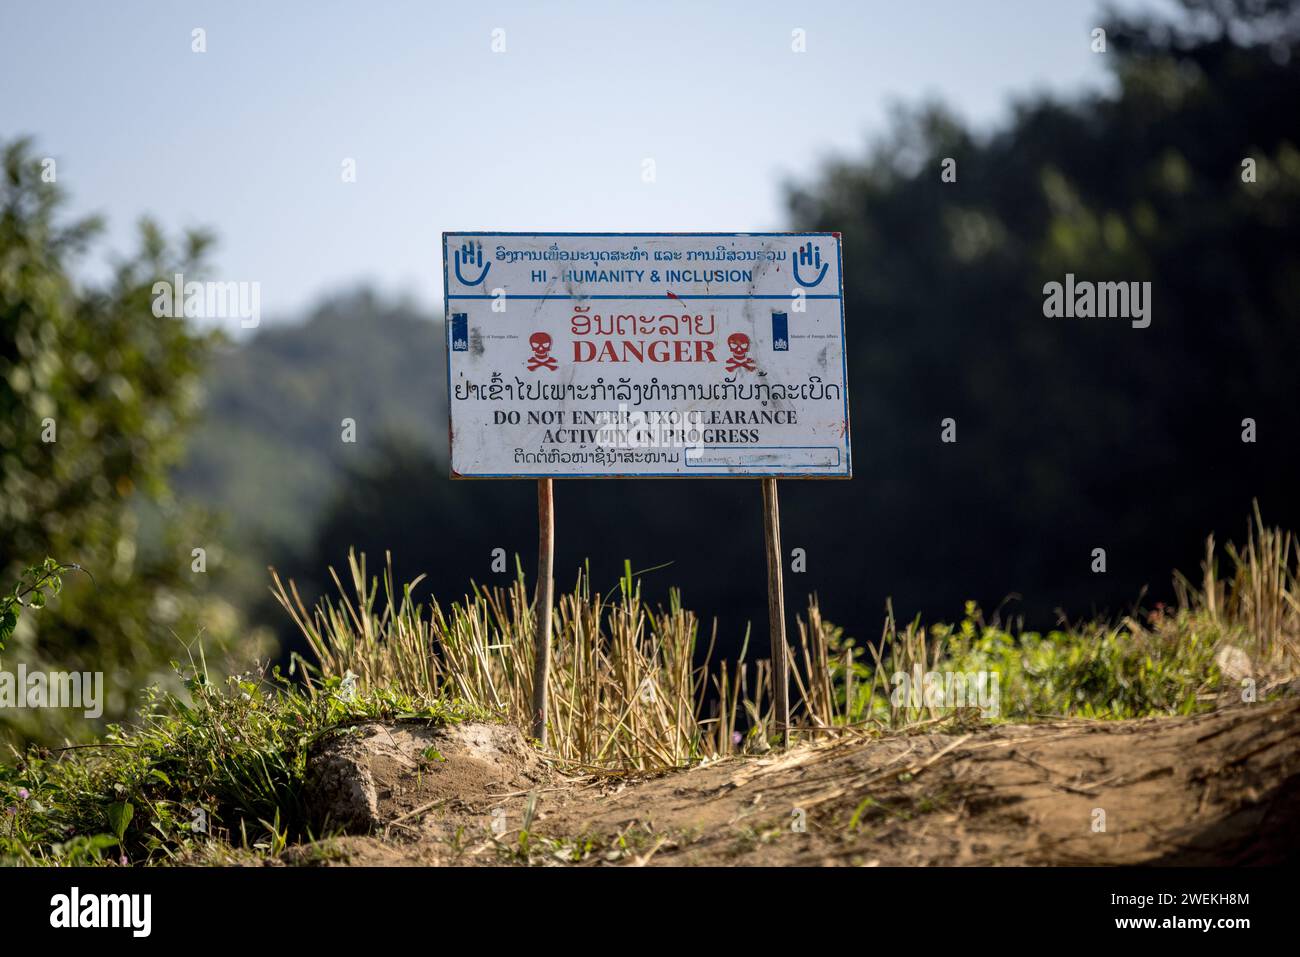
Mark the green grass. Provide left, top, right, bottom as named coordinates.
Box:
left=0, top=654, right=483, bottom=865
left=823, top=601, right=1229, bottom=725
left=825, top=506, right=1298, bottom=727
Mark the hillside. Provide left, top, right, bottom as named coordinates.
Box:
left=175, top=289, right=447, bottom=555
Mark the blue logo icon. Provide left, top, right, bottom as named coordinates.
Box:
left=771, top=312, right=789, bottom=351
left=792, top=243, right=829, bottom=288
left=453, top=240, right=491, bottom=286
left=451, top=313, right=468, bottom=351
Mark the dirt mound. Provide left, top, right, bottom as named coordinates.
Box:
left=301, top=720, right=549, bottom=835
left=290, top=699, right=1300, bottom=866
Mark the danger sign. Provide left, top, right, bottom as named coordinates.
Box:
left=442, top=232, right=851, bottom=478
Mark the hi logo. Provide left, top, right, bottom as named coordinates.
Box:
left=453, top=240, right=491, bottom=286
left=792, top=242, right=828, bottom=287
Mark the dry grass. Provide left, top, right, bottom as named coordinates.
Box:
left=1178, top=502, right=1300, bottom=670
left=271, top=557, right=826, bottom=770
left=272, top=507, right=1300, bottom=769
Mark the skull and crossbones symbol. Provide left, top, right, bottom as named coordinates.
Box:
left=725, top=332, right=756, bottom=373
left=527, top=332, right=558, bottom=372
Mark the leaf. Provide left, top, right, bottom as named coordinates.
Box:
left=107, top=801, right=134, bottom=841
left=0, top=608, right=16, bottom=649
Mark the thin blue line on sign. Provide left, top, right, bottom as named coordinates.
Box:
left=447, top=294, right=841, bottom=300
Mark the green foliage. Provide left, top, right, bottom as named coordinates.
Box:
left=932, top=604, right=1220, bottom=719
left=0, top=656, right=479, bottom=865
left=828, top=606, right=1224, bottom=726
left=0, top=559, right=81, bottom=651
left=0, top=136, right=245, bottom=747
left=824, top=513, right=1298, bottom=726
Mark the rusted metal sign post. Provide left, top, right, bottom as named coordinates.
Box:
left=442, top=232, right=850, bottom=749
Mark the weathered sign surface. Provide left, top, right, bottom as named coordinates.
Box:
left=442, top=232, right=850, bottom=478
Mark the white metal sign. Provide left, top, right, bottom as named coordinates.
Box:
left=442, top=232, right=850, bottom=478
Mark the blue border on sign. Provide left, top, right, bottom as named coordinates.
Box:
left=440, top=232, right=852, bottom=479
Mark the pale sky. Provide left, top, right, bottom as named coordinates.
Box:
left=1, top=0, right=1164, bottom=324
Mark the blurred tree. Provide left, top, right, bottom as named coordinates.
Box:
left=0, top=138, right=247, bottom=746
left=779, top=0, right=1300, bottom=631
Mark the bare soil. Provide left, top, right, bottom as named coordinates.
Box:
left=283, top=697, right=1300, bottom=866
